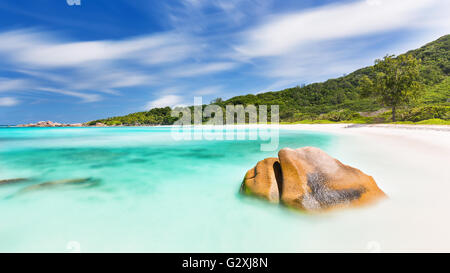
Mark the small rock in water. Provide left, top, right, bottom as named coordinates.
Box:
left=17, top=178, right=100, bottom=194
left=240, top=147, right=386, bottom=212
left=0, top=178, right=29, bottom=185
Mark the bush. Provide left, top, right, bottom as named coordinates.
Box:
left=105, top=120, right=122, bottom=126
left=399, top=105, right=450, bottom=122
left=416, top=118, right=450, bottom=125
left=320, top=109, right=362, bottom=121
left=291, top=112, right=319, bottom=121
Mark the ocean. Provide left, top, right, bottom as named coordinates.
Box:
left=0, top=126, right=449, bottom=252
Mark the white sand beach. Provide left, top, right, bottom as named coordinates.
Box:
left=277, top=124, right=450, bottom=252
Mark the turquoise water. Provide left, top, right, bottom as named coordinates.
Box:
left=0, top=127, right=335, bottom=252
left=3, top=127, right=450, bottom=252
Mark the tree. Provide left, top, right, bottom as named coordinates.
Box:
left=360, top=54, right=422, bottom=121
left=210, top=98, right=223, bottom=104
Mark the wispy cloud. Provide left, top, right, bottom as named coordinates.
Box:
left=169, top=62, right=237, bottom=77
left=0, top=28, right=237, bottom=104
left=37, top=88, right=102, bottom=103
left=0, top=97, right=20, bottom=106
left=0, top=78, right=31, bottom=92
left=145, top=94, right=184, bottom=110
left=0, top=30, right=195, bottom=68
left=235, top=0, right=448, bottom=58
left=193, top=85, right=222, bottom=95
left=168, top=0, right=272, bottom=32
left=0, top=30, right=195, bottom=103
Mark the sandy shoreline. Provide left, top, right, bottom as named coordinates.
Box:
left=278, top=124, right=450, bottom=154
left=186, top=123, right=450, bottom=150
left=279, top=123, right=450, bottom=133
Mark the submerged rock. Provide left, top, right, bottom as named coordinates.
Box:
left=17, top=178, right=100, bottom=194
left=0, top=178, right=29, bottom=185
left=241, top=147, right=386, bottom=212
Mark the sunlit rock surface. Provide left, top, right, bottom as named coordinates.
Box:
left=241, top=147, right=386, bottom=212
left=241, top=157, right=282, bottom=203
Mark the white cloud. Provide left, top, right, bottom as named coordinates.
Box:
left=183, top=0, right=204, bottom=7
left=236, top=0, right=448, bottom=58
left=145, top=95, right=184, bottom=110
left=0, top=97, right=20, bottom=106
left=193, top=85, right=222, bottom=95
left=139, top=44, right=196, bottom=65
left=16, top=70, right=67, bottom=85
left=0, top=30, right=195, bottom=68
left=156, top=86, right=185, bottom=95
left=0, top=30, right=202, bottom=102
left=169, top=62, right=237, bottom=77
left=16, top=67, right=152, bottom=95
left=0, top=28, right=237, bottom=105
left=366, top=0, right=382, bottom=6
left=0, top=78, right=30, bottom=92
left=37, top=88, right=101, bottom=103
left=68, top=68, right=154, bottom=90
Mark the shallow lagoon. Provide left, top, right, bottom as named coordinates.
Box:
left=0, top=127, right=449, bottom=252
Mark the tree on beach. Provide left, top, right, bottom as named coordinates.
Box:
left=360, top=54, right=422, bottom=122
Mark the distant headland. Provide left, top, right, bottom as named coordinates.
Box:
left=16, top=121, right=103, bottom=127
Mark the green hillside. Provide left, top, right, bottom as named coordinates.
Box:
left=89, top=35, right=450, bottom=126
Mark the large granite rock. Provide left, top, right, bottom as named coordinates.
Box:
left=241, top=147, right=386, bottom=212
left=241, top=157, right=282, bottom=203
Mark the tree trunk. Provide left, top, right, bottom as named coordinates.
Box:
left=392, top=106, right=396, bottom=122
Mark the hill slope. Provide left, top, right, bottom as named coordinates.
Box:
left=89, top=35, right=449, bottom=125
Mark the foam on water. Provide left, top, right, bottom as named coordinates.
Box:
left=0, top=127, right=449, bottom=252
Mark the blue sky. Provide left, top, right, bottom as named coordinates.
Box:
left=0, top=0, right=448, bottom=124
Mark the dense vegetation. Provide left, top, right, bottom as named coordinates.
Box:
left=87, top=107, right=178, bottom=126
left=89, top=35, right=449, bottom=126
left=360, top=54, right=422, bottom=121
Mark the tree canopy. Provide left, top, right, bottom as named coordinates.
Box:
left=361, top=54, right=422, bottom=121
